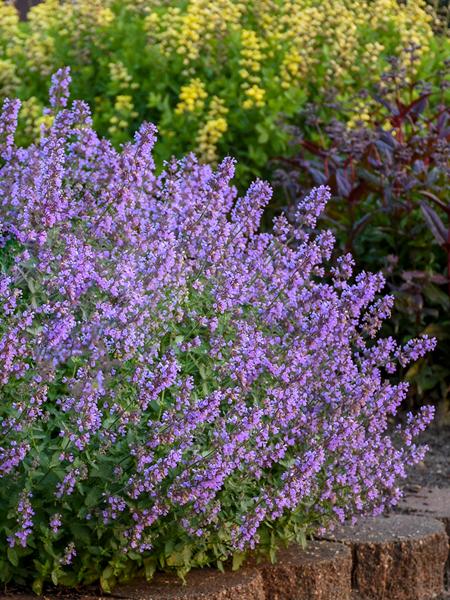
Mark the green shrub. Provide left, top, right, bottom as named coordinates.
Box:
left=0, top=0, right=441, bottom=184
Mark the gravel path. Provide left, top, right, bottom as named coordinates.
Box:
left=404, top=424, right=450, bottom=490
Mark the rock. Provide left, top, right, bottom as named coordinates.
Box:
left=113, top=568, right=265, bottom=599
left=398, top=487, right=450, bottom=587
left=404, top=484, right=423, bottom=493
left=257, top=541, right=352, bottom=600
left=320, top=514, right=448, bottom=600
left=397, top=487, right=450, bottom=537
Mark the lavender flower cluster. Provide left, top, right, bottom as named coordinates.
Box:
left=0, top=69, right=435, bottom=589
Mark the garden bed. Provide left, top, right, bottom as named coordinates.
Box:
left=1, top=3, right=449, bottom=598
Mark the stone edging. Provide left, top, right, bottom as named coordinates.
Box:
left=319, top=514, right=448, bottom=600
left=2, top=511, right=449, bottom=600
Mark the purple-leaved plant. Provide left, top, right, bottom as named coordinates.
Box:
left=0, top=69, right=436, bottom=592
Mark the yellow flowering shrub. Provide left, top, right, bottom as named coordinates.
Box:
left=196, top=96, right=229, bottom=162
left=0, top=4, right=21, bottom=45
left=0, top=4, right=23, bottom=96
left=175, top=79, right=208, bottom=114
left=108, top=94, right=138, bottom=140
left=16, top=96, right=43, bottom=141
left=0, top=59, right=19, bottom=98
left=1, top=0, right=444, bottom=182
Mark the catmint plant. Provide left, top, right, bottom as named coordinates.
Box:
left=0, top=70, right=435, bottom=593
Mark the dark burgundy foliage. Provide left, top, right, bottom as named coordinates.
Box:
left=275, top=55, right=450, bottom=413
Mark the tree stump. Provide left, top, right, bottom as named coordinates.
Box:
left=320, top=515, right=448, bottom=600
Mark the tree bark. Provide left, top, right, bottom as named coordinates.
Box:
left=15, top=0, right=42, bottom=21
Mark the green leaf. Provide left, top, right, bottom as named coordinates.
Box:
left=84, top=487, right=101, bottom=508
left=102, top=565, right=114, bottom=579
left=143, top=557, right=156, bottom=581
left=166, top=546, right=191, bottom=567
left=69, top=523, right=91, bottom=544
left=232, top=551, right=246, bottom=571
left=7, top=547, right=18, bottom=567
left=176, top=566, right=189, bottom=583
left=100, top=566, right=115, bottom=593
left=32, top=578, right=44, bottom=596
left=255, top=124, right=269, bottom=144
left=295, top=528, right=307, bottom=549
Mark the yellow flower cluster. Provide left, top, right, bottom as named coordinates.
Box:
left=144, top=0, right=434, bottom=94
left=146, top=0, right=244, bottom=66
left=0, top=4, right=21, bottom=44
left=196, top=96, right=228, bottom=164
left=346, top=97, right=374, bottom=129
left=23, top=0, right=114, bottom=76
left=369, top=0, right=434, bottom=70
left=357, top=42, right=386, bottom=78
left=175, top=79, right=208, bottom=114
left=242, top=85, right=265, bottom=110
left=109, top=62, right=139, bottom=92
left=109, top=95, right=138, bottom=137
left=323, top=1, right=362, bottom=82
left=277, top=5, right=323, bottom=89
left=239, top=29, right=266, bottom=109
left=19, top=96, right=53, bottom=138
left=0, top=58, right=19, bottom=97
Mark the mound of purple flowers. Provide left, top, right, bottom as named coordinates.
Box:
left=0, top=69, right=435, bottom=591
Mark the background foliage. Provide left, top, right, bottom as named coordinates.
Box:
left=275, top=53, right=450, bottom=416
left=0, top=0, right=442, bottom=185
